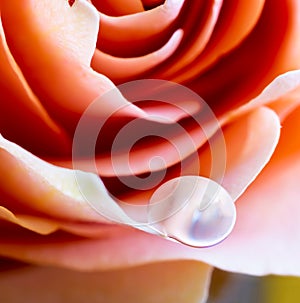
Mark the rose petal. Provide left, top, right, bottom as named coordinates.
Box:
left=92, top=29, right=183, bottom=82
left=155, top=0, right=223, bottom=79
left=67, top=79, right=218, bottom=177
left=97, top=0, right=185, bottom=57
left=0, top=204, right=113, bottom=238
left=74, top=117, right=216, bottom=177
left=168, top=0, right=265, bottom=82
left=188, top=105, right=300, bottom=276
left=1, top=0, right=298, bottom=280
left=199, top=107, right=280, bottom=200
left=0, top=134, right=120, bottom=222
left=0, top=261, right=212, bottom=303
left=0, top=106, right=281, bottom=274
left=0, top=134, right=168, bottom=232
left=186, top=0, right=300, bottom=116
left=92, top=0, right=144, bottom=16
left=0, top=207, right=58, bottom=235
left=224, top=70, right=300, bottom=122
left=57, top=70, right=299, bottom=179
left=0, top=18, right=71, bottom=156
left=1, top=0, right=146, bottom=129
left=1, top=0, right=204, bottom=132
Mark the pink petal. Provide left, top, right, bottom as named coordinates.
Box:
left=178, top=102, right=300, bottom=277
left=198, top=104, right=300, bottom=276
left=0, top=135, right=176, bottom=232
left=0, top=106, right=281, bottom=275
left=0, top=134, right=113, bottom=222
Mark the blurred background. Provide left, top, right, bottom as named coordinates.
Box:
left=208, top=269, right=300, bottom=303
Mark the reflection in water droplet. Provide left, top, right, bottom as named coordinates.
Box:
left=148, top=176, right=236, bottom=247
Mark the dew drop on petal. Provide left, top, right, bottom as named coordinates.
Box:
left=148, top=176, right=236, bottom=247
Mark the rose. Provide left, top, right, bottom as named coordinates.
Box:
left=0, top=0, right=300, bottom=302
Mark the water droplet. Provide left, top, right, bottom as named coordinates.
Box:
left=148, top=176, right=236, bottom=247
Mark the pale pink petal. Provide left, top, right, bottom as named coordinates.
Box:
left=0, top=134, right=119, bottom=222
left=222, top=70, right=300, bottom=123
left=0, top=135, right=169, bottom=232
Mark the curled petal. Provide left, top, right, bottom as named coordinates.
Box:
left=0, top=206, right=58, bottom=235
left=227, top=70, right=300, bottom=121
left=0, top=133, right=174, bottom=231
left=73, top=119, right=216, bottom=177
left=168, top=0, right=265, bottom=82
left=92, top=29, right=183, bottom=82
left=157, top=0, right=223, bottom=79
left=0, top=134, right=111, bottom=222
left=185, top=0, right=300, bottom=116
left=199, top=107, right=280, bottom=200
left=97, top=0, right=185, bottom=57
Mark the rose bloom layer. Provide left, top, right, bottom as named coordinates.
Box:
left=0, top=1, right=300, bottom=302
